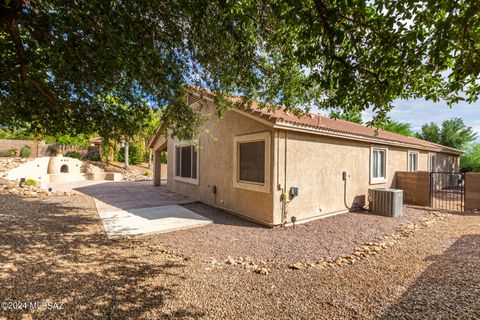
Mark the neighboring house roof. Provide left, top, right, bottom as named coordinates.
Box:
left=90, top=136, right=103, bottom=144
left=150, top=86, right=463, bottom=155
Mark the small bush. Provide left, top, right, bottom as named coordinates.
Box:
left=3, top=148, right=17, bottom=157
left=144, top=170, right=151, bottom=176
left=25, top=178, right=38, bottom=187
left=89, top=153, right=101, bottom=161
left=65, top=150, right=82, bottom=159
left=118, top=145, right=142, bottom=165
left=20, top=145, right=31, bottom=158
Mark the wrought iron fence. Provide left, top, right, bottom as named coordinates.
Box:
left=430, top=172, right=465, bottom=212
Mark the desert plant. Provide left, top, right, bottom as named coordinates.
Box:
left=20, top=145, right=32, bottom=158
left=144, top=170, right=151, bottom=176
left=25, top=178, right=38, bottom=187
left=65, top=150, right=82, bottom=159
left=3, top=148, right=17, bottom=157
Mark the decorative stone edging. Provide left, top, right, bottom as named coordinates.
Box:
left=287, top=211, right=450, bottom=271
left=206, top=211, right=450, bottom=275
left=206, top=256, right=274, bottom=275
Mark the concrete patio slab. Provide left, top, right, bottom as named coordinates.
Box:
left=50, top=179, right=211, bottom=237
left=99, top=205, right=212, bottom=238
left=50, top=180, right=194, bottom=212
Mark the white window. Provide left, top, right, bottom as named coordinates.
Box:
left=408, top=151, right=419, bottom=172
left=371, top=147, right=387, bottom=183
left=233, top=132, right=271, bottom=193
left=174, top=143, right=198, bottom=185
left=429, top=153, right=436, bottom=172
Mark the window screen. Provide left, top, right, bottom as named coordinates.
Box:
left=175, top=145, right=197, bottom=179
left=429, top=154, right=436, bottom=172
left=239, top=141, right=265, bottom=183
left=372, top=149, right=386, bottom=179
left=408, top=153, right=418, bottom=172
left=192, top=148, right=197, bottom=179
left=175, top=147, right=181, bottom=176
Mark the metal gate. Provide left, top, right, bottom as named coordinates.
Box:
left=430, top=172, right=465, bottom=211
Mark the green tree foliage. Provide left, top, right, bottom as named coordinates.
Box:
left=118, top=145, right=143, bottom=165
left=45, top=134, right=92, bottom=146
left=1, top=1, right=480, bottom=139
left=417, top=118, right=477, bottom=149
left=160, top=151, right=168, bottom=164
left=96, top=95, right=153, bottom=143
left=0, top=127, right=93, bottom=146
left=329, top=108, right=363, bottom=124
left=0, top=128, right=34, bottom=140
left=440, top=118, right=477, bottom=150
left=0, top=0, right=193, bottom=136
left=95, top=94, right=158, bottom=168
left=460, top=144, right=480, bottom=172
left=383, top=120, right=414, bottom=137
left=417, top=123, right=441, bottom=144
left=188, top=0, right=480, bottom=128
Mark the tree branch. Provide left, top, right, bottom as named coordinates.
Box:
left=5, top=7, right=59, bottom=111
left=218, top=0, right=238, bottom=41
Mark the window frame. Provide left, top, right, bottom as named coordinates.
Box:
left=173, top=140, right=199, bottom=185
left=429, top=153, right=437, bottom=172
left=233, top=131, right=271, bottom=193
left=408, top=151, right=419, bottom=172
left=370, top=146, right=388, bottom=184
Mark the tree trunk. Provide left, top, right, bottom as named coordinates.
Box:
left=124, top=140, right=129, bottom=171
left=148, top=149, right=152, bottom=169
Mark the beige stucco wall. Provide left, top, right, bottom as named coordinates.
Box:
left=164, top=103, right=276, bottom=225
left=435, top=153, right=459, bottom=172
left=272, top=129, right=458, bottom=224
left=153, top=101, right=460, bottom=226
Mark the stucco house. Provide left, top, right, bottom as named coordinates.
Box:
left=149, top=89, right=462, bottom=227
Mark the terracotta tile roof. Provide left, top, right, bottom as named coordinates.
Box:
left=183, top=85, right=462, bottom=155
left=90, top=136, right=103, bottom=144
left=237, top=102, right=462, bottom=154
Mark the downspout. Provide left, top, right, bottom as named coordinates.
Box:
left=282, top=130, right=288, bottom=226
left=276, top=131, right=280, bottom=190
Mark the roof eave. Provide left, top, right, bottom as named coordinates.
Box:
left=272, top=121, right=463, bottom=156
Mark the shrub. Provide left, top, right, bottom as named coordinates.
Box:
left=3, top=148, right=17, bottom=157
left=118, top=145, right=142, bottom=165
left=143, top=150, right=151, bottom=163
left=89, top=153, right=101, bottom=161
left=65, top=150, right=82, bottom=159
left=25, top=178, right=38, bottom=187
left=460, top=143, right=480, bottom=172
left=20, top=145, right=32, bottom=158
left=144, top=170, right=151, bottom=176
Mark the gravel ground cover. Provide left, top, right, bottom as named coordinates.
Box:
left=153, top=203, right=429, bottom=265
left=1, top=194, right=479, bottom=319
